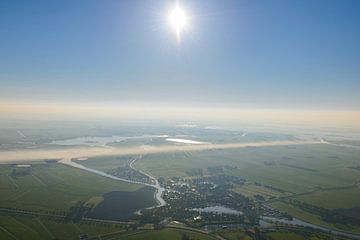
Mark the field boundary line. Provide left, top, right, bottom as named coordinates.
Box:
left=11, top=217, right=39, bottom=235
left=6, top=175, right=18, bottom=189
left=166, top=225, right=219, bottom=239
left=88, top=229, right=127, bottom=240
left=72, top=222, right=82, bottom=232
left=31, top=174, right=47, bottom=187
left=90, top=230, right=146, bottom=240
left=265, top=183, right=359, bottom=204
left=0, top=225, right=19, bottom=240
left=37, top=218, right=55, bottom=239
left=11, top=189, right=31, bottom=201
left=82, top=217, right=134, bottom=225
left=0, top=207, right=66, bottom=219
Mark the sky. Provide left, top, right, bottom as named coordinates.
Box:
left=0, top=0, right=360, bottom=120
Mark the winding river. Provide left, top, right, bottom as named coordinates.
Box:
left=59, top=157, right=166, bottom=209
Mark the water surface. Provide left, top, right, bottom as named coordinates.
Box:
left=191, top=206, right=242, bottom=215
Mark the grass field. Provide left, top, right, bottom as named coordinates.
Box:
left=294, top=187, right=360, bottom=209
left=0, top=215, right=127, bottom=240
left=0, top=162, right=150, bottom=239
left=232, top=183, right=284, bottom=200
left=270, top=201, right=328, bottom=227
left=269, top=201, right=360, bottom=233
left=135, top=144, right=360, bottom=193
left=217, top=229, right=252, bottom=240
left=0, top=205, right=217, bottom=240
left=76, top=155, right=130, bottom=172
left=119, top=228, right=215, bottom=240
left=266, top=231, right=310, bottom=240
left=0, top=162, right=142, bottom=212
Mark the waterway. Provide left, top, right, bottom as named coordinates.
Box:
left=59, top=157, right=166, bottom=209
left=51, top=135, right=169, bottom=147
left=55, top=159, right=360, bottom=239
left=191, top=206, right=242, bottom=215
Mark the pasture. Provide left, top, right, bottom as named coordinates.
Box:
left=265, top=231, right=311, bottom=240
left=0, top=162, right=142, bottom=212
left=119, top=228, right=215, bottom=240
left=232, top=183, right=284, bottom=200
left=0, top=215, right=127, bottom=240
left=76, top=155, right=131, bottom=172
left=295, top=187, right=360, bottom=210
left=270, top=201, right=360, bottom=233
left=135, top=144, right=360, bottom=193
left=217, top=229, right=252, bottom=240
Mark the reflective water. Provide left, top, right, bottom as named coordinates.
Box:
left=191, top=206, right=242, bottom=215
left=166, top=138, right=208, bottom=144
left=50, top=135, right=169, bottom=146
left=59, top=158, right=166, bottom=208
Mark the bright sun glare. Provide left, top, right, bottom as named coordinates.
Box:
left=168, top=3, right=188, bottom=41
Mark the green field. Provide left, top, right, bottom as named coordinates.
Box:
left=217, top=229, right=252, bottom=240
left=270, top=201, right=331, bottom=228
left=0, top=215, right=127, bottom=240
left=75, top=155, right=130, bottom=172
left=135, top=144, right=360, bottom=193
left=0, top=163, right=141, bottom=212
left=119, top=228, right=215, bottom=240
left=232, top=183, right=284, bottom=200
left=270, top=201, right=360, bottom=233
left=0, top=162, right=152, bottom=239
left=294, top=187, right=360, bottom=209
left=0, top=213, right=216, bottom=240
left=266, top=231, right=311, bottom=240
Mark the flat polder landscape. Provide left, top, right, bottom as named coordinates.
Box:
left=0, top=120, right=359, bottom=240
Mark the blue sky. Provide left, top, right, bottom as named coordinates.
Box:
left=0, top=0, right=359, bottom=110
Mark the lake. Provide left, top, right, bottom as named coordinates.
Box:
left=191, top=206, right=242, bottom=215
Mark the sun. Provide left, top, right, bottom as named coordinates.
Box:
left=168, top=3, right=188, bottom=41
